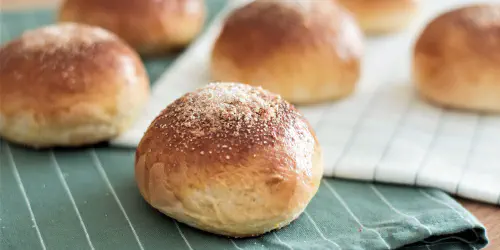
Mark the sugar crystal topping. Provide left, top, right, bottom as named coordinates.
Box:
left=178, top=82, right=281, bottom=124
left=20, top=23, right=116, bottom=50
left=155, top=82, right=285, bottom=140
left=149, top=82, right=315, bottom=164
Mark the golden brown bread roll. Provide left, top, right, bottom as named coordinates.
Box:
left=210, top=0, right=363, bottom=105
left=135, top=82, right=323, bottom=237
left=337, top=0, right=419, bottom=34
left=0, top=23, right=150, bottom=148
left=58, top=0, right=206, bottom=56
left=413, top=4, right=500, bottom=113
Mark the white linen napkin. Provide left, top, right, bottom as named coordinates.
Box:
left=111, top=0, right=500, bottom=205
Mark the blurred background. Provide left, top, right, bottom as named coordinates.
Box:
left=1, top=0, right=499, bottom=247
left=2, top=0, right=59, bottom=9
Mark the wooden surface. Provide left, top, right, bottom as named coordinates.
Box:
left=459, top=199, right=500, bottom=248
left=1, top=0, right=499, bottom=248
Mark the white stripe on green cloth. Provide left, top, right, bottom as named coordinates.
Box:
left=369, top=184, right=433, bottom=236
left=174, top=220, right=193, bottom=250
left=90, top=150, right=145, bottom=250
left=51, top=151, right=95, bottom=250
left=419, top=190, right=480, bottom=250
left=4, top=144, right=47, bottom=250
left=303, top=211, right=342, bottom=249
left=1, top=141, right=487, bottom=250
left=370, top=183, right=479, bottom=249
left=419, top=191, right=478, bottom=232
left=231, top=239, right=244, bottom=250
left=272, top=232, right=293, bottom=250
left=323, top=180, right=392, bottom=249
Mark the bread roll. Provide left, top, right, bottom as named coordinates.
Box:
left=337, top=0, right=419, bottom=34
left=210, top=0, right=363, bottom=105
left=58, top=0, right=206, bottom=56
left=0, top=23, right=150, bottom=148
left=413, top=5, right=500, bottom=113
left=135, top=82, right=323, bottom=237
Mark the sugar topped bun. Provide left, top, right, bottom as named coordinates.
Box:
left=210, top=0, right=363, bottom=104
left=18, top=22, right=114, bottom=49
left=0, top=23, right=150, bottom=148
left=413, top=4, right=500, bottom=113
left=135, top=82, right=323, bottom=237
left=337, top=0, right=419, bottom=34
left=58, top=0, right=206, bottom=56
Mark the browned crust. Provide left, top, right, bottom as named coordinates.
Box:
left=212, top=0, right=361, bottom=70
left=0, top=23, right=150, bottom=147
left=413, top=4, right=500, bottom=113
left=338, top=0, right=418, bottom=14
left=58, top=0, right=206, bottom=56
left=135, top=82, right=323, bottom=237
left=337, top=0, right=419, bottom=33
left=210, top=0, right=363, bottom=104
left=136, top=82, right=317, bottom=166
left=415, top=4, right=500, bottom=62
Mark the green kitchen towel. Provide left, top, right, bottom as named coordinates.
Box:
left=0, top=142, right=489, bottom=250
left=0, top=2, right=489, bottom=250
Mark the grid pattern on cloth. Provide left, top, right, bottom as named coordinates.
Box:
left=0, top=2, right=490, bottom=250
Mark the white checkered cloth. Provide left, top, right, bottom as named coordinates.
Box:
left=111, top=0, right=500, bottom=205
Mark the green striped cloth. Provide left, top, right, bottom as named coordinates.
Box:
left=0, top=2, right=489, bottom=250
